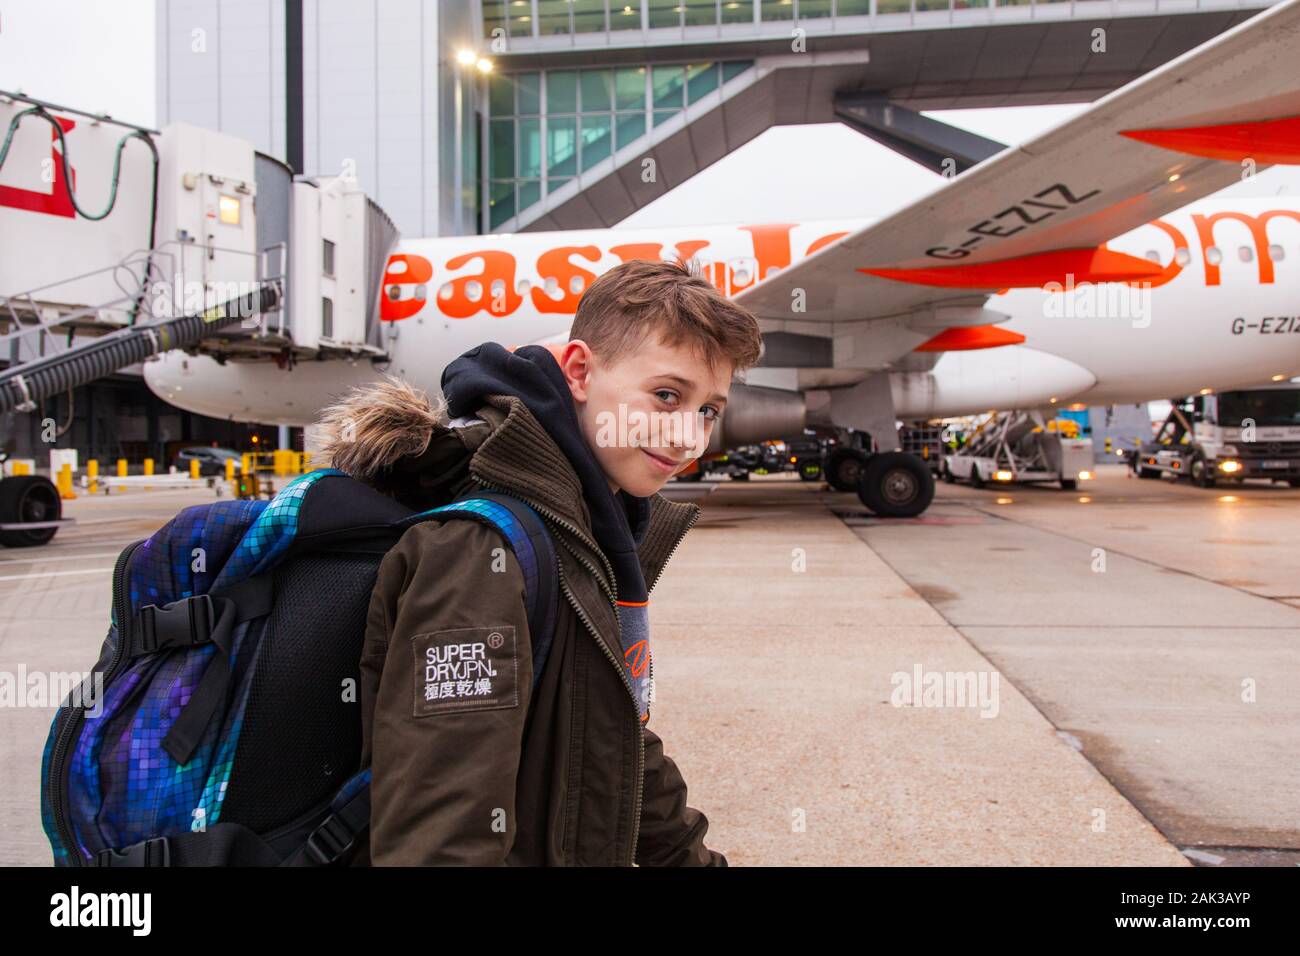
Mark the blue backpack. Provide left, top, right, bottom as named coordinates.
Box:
left=39, top=468, right=558, bottom=867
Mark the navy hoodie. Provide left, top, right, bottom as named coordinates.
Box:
left=441, top=342, right=656, bottom=718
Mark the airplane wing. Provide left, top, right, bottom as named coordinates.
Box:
left=736, top=0, right=1300, bottom=347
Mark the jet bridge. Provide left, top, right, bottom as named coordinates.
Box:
left=0, top=90, right=398, bottom=418
left=0, top=91, right=399, bottom=544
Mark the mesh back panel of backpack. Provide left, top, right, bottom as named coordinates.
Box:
left=220, top=552, right=379, bottom=832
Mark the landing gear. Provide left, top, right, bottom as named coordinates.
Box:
left=856, top=452, right=935, bottom=518
left=825, top=448, right=869, bottom=492
left=1059, top=478, right=1078, bottom=491
left=825, top=376, right=935, bottom=516
left=0, top=475, right=63, bottom=547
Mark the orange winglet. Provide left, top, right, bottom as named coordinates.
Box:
left=1120, top=116, right=1300, bottom=165
left=861, top=247, right=1163, bottom=289
left=915, top=324, right=1026, bottom=352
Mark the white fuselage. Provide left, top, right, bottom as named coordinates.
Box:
left=145, top=196, right=1300, bottom=426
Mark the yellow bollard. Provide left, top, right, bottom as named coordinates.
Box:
left=225, top=458, right=236, bottom=486
left=241, top=453, right=252, bottom=478
left=117, top=458, right=128, bottom=477
left=88, top=459, right=99, bottom=494
left=144, top=458, right=154, bottom=476
left=57, top=463, right=77, bottom=500
left=190, top=458, right=200, bottom=480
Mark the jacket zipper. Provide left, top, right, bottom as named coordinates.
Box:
left=643, top=504, right=700, bottom=723
left=475, top=478, right=702, bottom=868
left=49, top=538, right=144, bottom=865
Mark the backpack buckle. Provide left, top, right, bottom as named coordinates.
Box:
left=97, top=836, right=171, bottom=867
left=138, top=594, right=215, bottom=654
left=303, top=812, right=356, bottom=865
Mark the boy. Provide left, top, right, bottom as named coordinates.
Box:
left=355, top=258, right=763, bottom=865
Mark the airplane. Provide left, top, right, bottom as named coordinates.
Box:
left=143, top=0, right=1300, bottom=517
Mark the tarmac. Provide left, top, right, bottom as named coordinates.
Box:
left=2, top=465, right=1296, bottom=865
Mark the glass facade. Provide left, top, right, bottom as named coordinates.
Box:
left=478, top=0, right=1103, bottom=229
left=483, top=1, right=1090, bottom=38
left=486, top=61, right=751, bottom=229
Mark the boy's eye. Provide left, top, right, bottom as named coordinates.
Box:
left=700, top=406, right=720, bottom=422
left=654, top=389, right=678, bottom=404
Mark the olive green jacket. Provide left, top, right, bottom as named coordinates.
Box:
left=353, top=393, right=726, bottom=866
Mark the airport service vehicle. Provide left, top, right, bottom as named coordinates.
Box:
left=900, top=424, right=946, bottom=474
left=942, top=413, right=1094, bottom=490
left=786, top=437, right=826, bottom=482
left=0, top=454, right=72, bottom=547
left=673, top=445, right=759, bottom=481
left=1132, top=384, right=1300, bottom=488
left=4, top=1, right=1300, bottom=522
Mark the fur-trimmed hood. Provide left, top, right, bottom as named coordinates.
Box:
left=313, top=376, right=477, bottom=509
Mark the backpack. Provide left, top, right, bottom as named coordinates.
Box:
left=39, top=467, right=559, bottom=867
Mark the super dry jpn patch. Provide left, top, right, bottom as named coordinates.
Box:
left=410, top=626, right=519, bottom=717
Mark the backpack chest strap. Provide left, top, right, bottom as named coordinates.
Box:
left=129, top=575, right=274, bottom=658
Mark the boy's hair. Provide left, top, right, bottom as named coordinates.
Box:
left=570, top=258, right=763, bottom=375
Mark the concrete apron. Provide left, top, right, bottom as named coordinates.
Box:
left=645, top=477, right=1187, bottom=866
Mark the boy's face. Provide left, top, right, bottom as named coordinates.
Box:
left=553, top=332, right=732, bottom=498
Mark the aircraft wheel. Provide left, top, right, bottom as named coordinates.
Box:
left=857, top=452, right=935, bottom=518
left=0, top=475, right=62, bottom=547
left=1059, top=478, right=1078, bottom=491
left=970, top=466, right=986, bottom=489
left=825, top=448, right=868, bottom=492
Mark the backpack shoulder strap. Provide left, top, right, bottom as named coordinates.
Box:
left=404, top=492, right=559, bottom=688
left=284, top=494, right=561, bottom=868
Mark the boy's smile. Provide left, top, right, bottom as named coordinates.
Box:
left=552, top=334, right=733, bottom=498
left=641, top=447, right=682, bottom=476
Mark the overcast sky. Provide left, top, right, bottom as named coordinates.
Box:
left=3, top=0, right=1297, bottom=232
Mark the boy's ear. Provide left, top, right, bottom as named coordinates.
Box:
left=554, top=340, right=595, bottom=403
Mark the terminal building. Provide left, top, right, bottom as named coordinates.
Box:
left=156, top=0, right=1277, bottom=237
